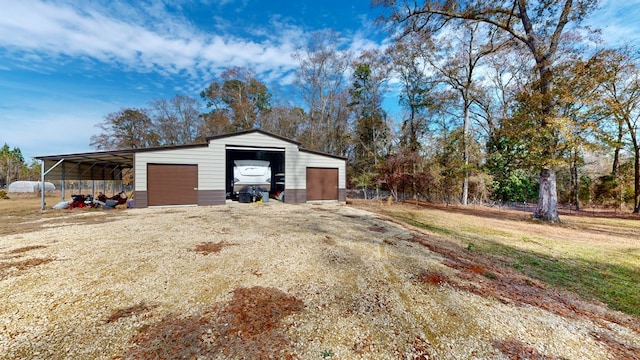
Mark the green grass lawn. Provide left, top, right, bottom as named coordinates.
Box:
left=356, top=201, right=640, bottom=317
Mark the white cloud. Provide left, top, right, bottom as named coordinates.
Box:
left=585, top=0, right=640, bottom=46
left=0, top=0, right=303, bottom=83
left=0, top=0, right=392, bottom=157
left=0, top=0, right=393, bottom=90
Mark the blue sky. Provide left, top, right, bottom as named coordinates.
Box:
left=1, top=0, right=639, bottom=161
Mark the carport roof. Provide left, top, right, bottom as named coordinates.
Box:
left=35, top=148, right=137, bottom=181
left=35, top=148, right=137, bottom=164
left=35, top=143, right=208, bottom=181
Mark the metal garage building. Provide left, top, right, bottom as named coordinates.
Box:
left=36, top=130, right=346, bottom=209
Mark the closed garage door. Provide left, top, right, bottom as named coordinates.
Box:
left=147, top=164, right=198, bottom=206
left=306, top=167, right=338, bottom=201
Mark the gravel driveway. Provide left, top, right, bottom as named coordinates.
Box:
left=0, top=202, right=638, bottom=359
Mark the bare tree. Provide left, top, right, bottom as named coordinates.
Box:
left=388, top=33, right=434, bottom=152
left=424, top=22, right=508, bottom=205
left=151, top=95, right=202, bottom=145
left=350, top=49, right=392, bottom=179
left=90, top=108, right=159, bottom=150
left=293, top=30, right=352, bottom=156
left=598, top=47, right=640, bottom=213
left=260, top=105, right=306, bottom=140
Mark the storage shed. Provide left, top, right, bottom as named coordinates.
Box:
left=36, top=130, right=346, bottom=208
left=8, top=181, right=56, bottom=193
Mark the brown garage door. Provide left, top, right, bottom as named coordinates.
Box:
left=306, top=167, right=338, bottom=201
left=147, top=164, right=198, bottom=206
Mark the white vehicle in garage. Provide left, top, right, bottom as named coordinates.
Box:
left=232, top=160, right=272, bottom=194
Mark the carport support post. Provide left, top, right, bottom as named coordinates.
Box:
left=40, top=160, right=45, bottom=211
left=40, top=159, right=65, bottom=210
left=61, top=164, right=65, bottom=201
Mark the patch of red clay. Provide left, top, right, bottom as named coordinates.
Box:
left=590, top=331, right=640, bottom=359
left=0, top=258, right=54, bottom=280
left=418, top=271, right=448, bottom=285
left=468, top=265, right=485, bottom=274
left=493, top=339, right=563, bottom=360
left=7, top=245, right=47, bottom=254
left=192, top=241, right=229, bottom=255
left=124, top=286, right=303, bottom=359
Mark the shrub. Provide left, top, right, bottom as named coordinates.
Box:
left=490, top=169, right=537, bottom=203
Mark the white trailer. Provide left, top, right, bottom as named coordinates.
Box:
left=232, top=160, right=271, bottom=194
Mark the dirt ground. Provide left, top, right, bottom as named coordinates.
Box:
left=0, top=200, right=639, bottom=359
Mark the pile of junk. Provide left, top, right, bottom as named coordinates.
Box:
left=52, top=191, right=133, bottom=210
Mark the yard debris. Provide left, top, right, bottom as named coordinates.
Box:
left=52, top=191, right=130, bottom=210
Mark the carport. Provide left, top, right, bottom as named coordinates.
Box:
left=35, top=149, right=135, bottom=210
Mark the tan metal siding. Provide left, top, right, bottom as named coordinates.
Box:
left=147, top=164, right=198, bottom=206
left=133, top=132, right=346, bottom=206
left=135, top=146, right=224, bottom=192
left=210, top=132, right=295, bottom=148
left=291, top=152, right=346, bottom=190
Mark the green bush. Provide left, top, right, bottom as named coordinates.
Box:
left=490, top=168, right=538, bottom=203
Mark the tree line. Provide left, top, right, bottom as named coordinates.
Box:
left=88, top=1, right=640, bottom=220
left=0, top=144, right=41, bottom=188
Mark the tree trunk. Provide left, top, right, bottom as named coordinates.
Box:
left=612, top=120, right=623, bottom=176
left=627, top=121, right=639, bottom=214
left=461, top=100, right=470, bottom=206
left=613, top=121, right=624, bottom=210
left=534, top=63, right=560, bottom=222
left=634, top=146, right=640, bottom=214
left=571, top=159, right=580, bottom=211
left=534, top=168, right=560, bottom=222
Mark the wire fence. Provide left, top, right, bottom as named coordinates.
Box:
left=347, top=188, right=640, bottom=218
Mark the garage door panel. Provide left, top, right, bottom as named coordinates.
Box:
left=306, top=168, right=338, bottom=201
left=147, top=164, right=198, bottom=206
